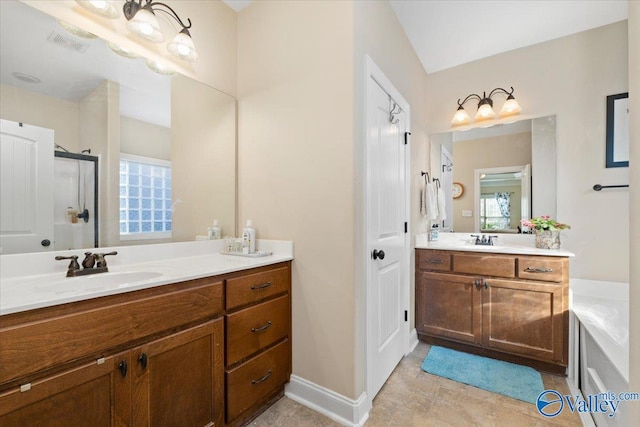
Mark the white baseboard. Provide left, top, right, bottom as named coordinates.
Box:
left=565, top=377, right=595, bottom=427
left=407, top=328, right=419, bottom=355
left=285, top=375, right=371, bottom=427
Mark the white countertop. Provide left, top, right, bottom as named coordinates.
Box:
left=0, top=239, right=293, bottom=316
left=415, top=232, right=574, bottom=257
left=570, top=278, right=629, bottom=382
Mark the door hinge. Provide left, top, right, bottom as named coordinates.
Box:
left=404, top=131, right=411, bottom=145
left=404, top=310, right=408, bottom=322
left=404, top=222, right=408, bottom=233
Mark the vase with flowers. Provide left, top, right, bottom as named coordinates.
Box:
left=521, top=216, right=570, bottom=249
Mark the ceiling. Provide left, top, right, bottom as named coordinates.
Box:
left=224, top=0, right=628, bottom=74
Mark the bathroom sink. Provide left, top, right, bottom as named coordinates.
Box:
left=34, top=271, right=163, bottom=295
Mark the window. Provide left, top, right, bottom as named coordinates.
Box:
left=119, top=153, right=172, bottom=240
left=480, top=194, right=510, bottom=230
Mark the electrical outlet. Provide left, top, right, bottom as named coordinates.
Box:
left=462, top=210, right=473, bottom=217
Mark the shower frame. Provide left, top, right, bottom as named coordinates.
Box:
left=54, top=151, right=99, bottom=248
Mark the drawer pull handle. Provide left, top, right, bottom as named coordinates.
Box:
left=251, top=321, right=272, bottom=333
left=252, top=370, right=272, bottom=385
left=524, top=267, right=553, bottom=273
left=427, top=259, right=445, bottom=264
left=251, top=282, right=272, bottom=290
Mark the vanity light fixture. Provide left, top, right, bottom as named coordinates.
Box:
left=75, top=0, right=199, bottom=62
left=451, top=87, right=521, bottom=125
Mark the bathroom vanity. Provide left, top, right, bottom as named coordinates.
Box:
left=415, top=233, right=573, bottom=373
left=0, top=241, right=292, bottom=426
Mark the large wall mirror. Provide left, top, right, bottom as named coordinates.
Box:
left=430, top=115, right=556, bottom=233
left=0, top=0, right=236, bottom=255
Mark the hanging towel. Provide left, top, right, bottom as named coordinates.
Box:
left=420, top=183, right=428, bottom=216
left=437, top=185, right=447, bottom=220
left=422, top=182, right=438, bottom=220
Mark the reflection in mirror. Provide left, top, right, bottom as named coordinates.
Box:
left=0, top=0, right=236, bottom=254
left=430, top=115, right=556, bottom=233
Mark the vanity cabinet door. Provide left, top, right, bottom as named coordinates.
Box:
left=481, top=278, right=564, bottom=363
left=131, top=319, right=224, bottom=427
left=0, top=353, right=128, bottom=427
left=416, top=272, right=482, bottom=345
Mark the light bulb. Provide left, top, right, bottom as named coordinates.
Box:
left=475, top=103, right=496, bottom=120
left=451, top=107, right=470, bottom=125
left=500, top=97, right=521, bottom=116
left=167, top=30, right=199, bottom=62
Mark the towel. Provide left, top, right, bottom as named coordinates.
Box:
left=421, top=182, right=438, bottom=220
left=437, top=185, right=447, bottom=220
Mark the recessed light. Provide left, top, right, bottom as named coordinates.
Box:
left=11, top=72, right=41, bottom=84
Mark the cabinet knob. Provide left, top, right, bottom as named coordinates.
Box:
left=139, top=353, right=148, bottom=370
left=119, top=360, right=128, bottom=377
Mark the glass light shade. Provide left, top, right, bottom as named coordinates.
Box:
left=145, top=59, right=175, bottom=76
left=167, top=30, right=199, bottom=62
left=127, top=7, right=164, bottom=43
left=108, top=42, right=141, bottom=59
left=451, top=107, right=471, bottom=125
left=500, top=97, right=522, bottom=116
left=75, top=0, right=120, bottom=19
left=475, top=103, right=496, bottom=120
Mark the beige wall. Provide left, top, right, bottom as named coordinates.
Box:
left=628, top=0, right=639, bottom=421
left=452, top=133, right=532, bottom=231
left=171, top=76, right=236, bottom=242
left=427, top=21, right=629, bottom=283
left=79, top=80, right=120, bottom=247
left=0, top=84, right=80, bottom=152
left=120, top=116, right=171, bottom=160
left=237, top=0, right=356, bottom=398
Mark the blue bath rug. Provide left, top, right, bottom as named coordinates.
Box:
left=421, top=346, right=544, bottom=404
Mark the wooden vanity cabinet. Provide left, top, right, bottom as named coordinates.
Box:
left=416, top=249, right=569, bottom=373
left=224, top=263, right=292, bottom=426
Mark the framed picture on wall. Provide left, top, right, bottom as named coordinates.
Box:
left=605, top=92, right=629, bottom=168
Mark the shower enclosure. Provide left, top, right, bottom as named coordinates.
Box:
left=54, top=151, right=99, bottom=251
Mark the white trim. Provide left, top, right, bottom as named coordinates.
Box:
left=120, top=152, right=171, bottom=167
left=565, top=377, right=596, bottom=427
left=407, top=328, right=419, bottom=356
left=363, top=54, right=412, bottom=406
left=285, top=375, right=371, bottom=427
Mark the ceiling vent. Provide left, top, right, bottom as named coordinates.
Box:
left=46, top=30, right=90, bottom=53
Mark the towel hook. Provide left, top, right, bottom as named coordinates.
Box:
left=421, top=171, right=430, bottom=183
left=433, top=178, right=441, bottom=188
left=389, top=97, right=402, bottom=124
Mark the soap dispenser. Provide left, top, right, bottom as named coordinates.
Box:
left=212, top=220, right=221, bottom=240
left=242, top=220, right=256, bottom=254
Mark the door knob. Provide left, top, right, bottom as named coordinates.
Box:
left=372, top=249, right=385, bottom=260
left=41, top=239, right=51, bottom=247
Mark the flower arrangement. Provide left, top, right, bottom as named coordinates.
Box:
left=521, top=216, right=570, bottom=231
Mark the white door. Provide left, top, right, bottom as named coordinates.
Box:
left=0, top=119, right=54, bottom=254
left=440, top=146, right=453, bottom=231
left=366, top=60, right=409, bottom=400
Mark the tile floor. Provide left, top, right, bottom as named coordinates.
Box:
left=251, top=342, right=582, bottom=426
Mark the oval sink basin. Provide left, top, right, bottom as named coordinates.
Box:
left=35, top=271, right=163, bottom=295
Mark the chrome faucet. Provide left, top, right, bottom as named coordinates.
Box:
left=470, top=235, right=498, bottom=246
left=56, top=251, right=118, bottom=277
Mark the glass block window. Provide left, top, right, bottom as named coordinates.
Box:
left=120, top=153, right=172, bottom=240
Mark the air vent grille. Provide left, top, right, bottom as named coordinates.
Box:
left=46, top=31, right=89, bottom=53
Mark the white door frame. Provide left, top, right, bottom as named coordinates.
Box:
left=363, top=55, right=411, bottom=407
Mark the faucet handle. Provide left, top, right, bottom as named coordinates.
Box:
left=95, top=251, right=118, bottom=268
left=55, top=255, right=80, bottom=271
left=82, top=252, right=96, bottom=269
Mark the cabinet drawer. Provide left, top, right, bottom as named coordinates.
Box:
left=417, top=250, right=451, bottom=271
left=0, top=279, right=222, bottom=386
left=226, top=266, right=290, bottom=310
left=517, top=257, right=565, bottom=282
left=226, top=339, right=290, bottom=422
left=226, top=295, right=290, bottom=366
left=453, top=254, right=515, bottom=278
